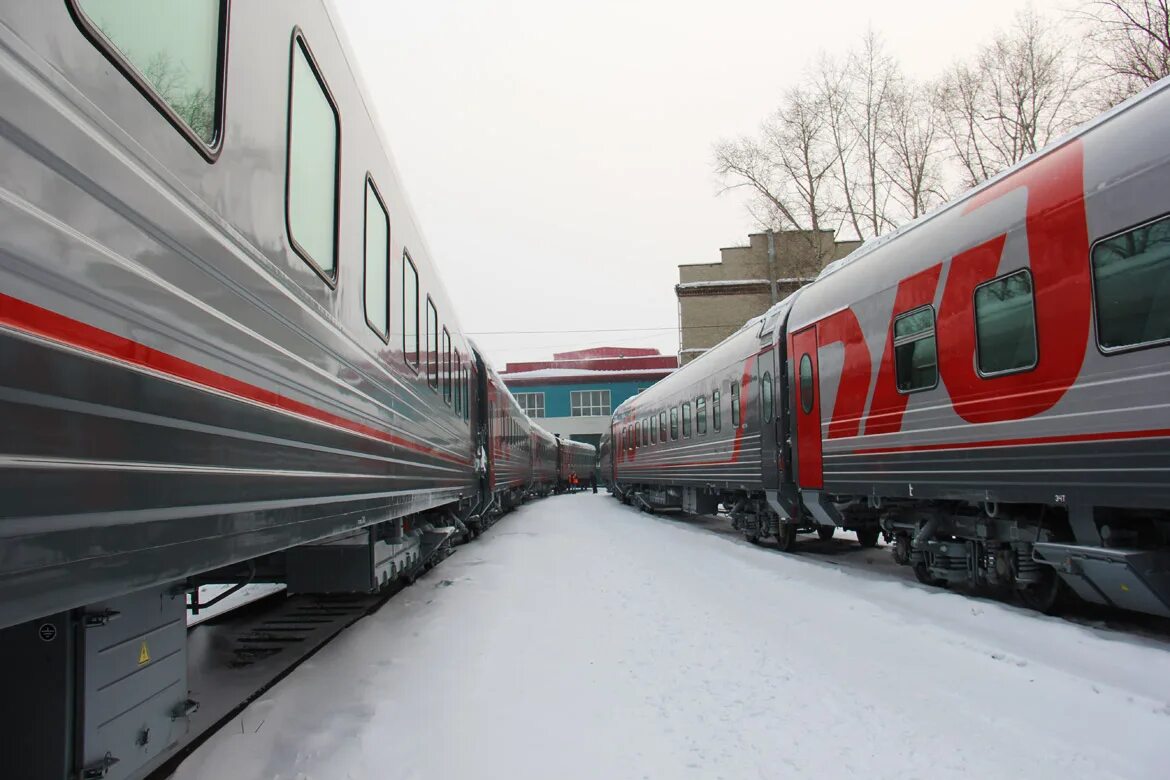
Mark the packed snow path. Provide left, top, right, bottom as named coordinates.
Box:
left=174, top=493, right=1170, bottom=780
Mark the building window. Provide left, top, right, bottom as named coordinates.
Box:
left=670, top=407, right=679, bottom=440
left=426, top=298, right=439, bottom=389
left=1092, top=215, right=1170, bottom=351
left=71, top=0, right=226, bottom=149
left=696, top=396, right=707, bottom=434
left=730, top=381, right=740, bottom=427
left=761, top=371, right=774, bottom=423
left=442, top=328, right=452, bottom=404
left=659, top=410, right=667, bottom=441
left=286, top=34, right=339, bottom=281
left=892, top=306, right=937, bottom=393
left=681, top=402, right=692, bottom=437
left=516, top=392, right=545, bottom=418
left=403, top=253, right=419, bottom=370
left=974, top=270, right=1037, bottom=376
left=570, top=389, right=611, bottom=417
left=712, top=390, right=721, bottom=432
left=363, top=178, right=390, bottom=341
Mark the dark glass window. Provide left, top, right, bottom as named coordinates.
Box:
left=974, top=270, right=1037, bottom=375
left=682, top=402, right=692, bottom=437
left=454, top=350, right=462, bottom=414
left=712, top=390, right=721, bottom=431
left=403, top=254, right=419, bottom=369
left=650, top=414, right=658, bottom=444
left=761, top=371, right=774, bottom=422
left=442, top=328, right=452, bottom=404
left=1093, top=215, right=1170, bottom=351
left=696, top=396, right=707, bottom=435
left=363, top=179, right=390, bottom=340
left=426, top=299, right=439, bottom=388
left=799, top=355, right=814, bottom=414
left=670, top=407, right=679, bottom=440
left=730, top=382, right=741, bottom=427
left=659, top=411, right=667, bottom=441
left=893, top=306, right=938, bottom=393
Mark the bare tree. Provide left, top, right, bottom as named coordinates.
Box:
left=937, top=7, right=1089, bottom=187
left=142, top=52, right=214, bottom=142
left=845, top=30, right=900, bottom=236
left=1078, top=0, right=1170, bottom=105
left=714, top=86, right=839, bottom=265
left=880, top=79, right=948, bottom=220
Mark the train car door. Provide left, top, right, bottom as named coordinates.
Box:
left=790, top=326, right=823, bottom=489
left=756, top=347, right=780, bottom=492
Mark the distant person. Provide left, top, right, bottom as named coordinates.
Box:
left=569, top=471, right=578, bottom=492
left=589, top=472, right=597, bottom=493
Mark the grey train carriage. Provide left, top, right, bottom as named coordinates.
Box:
left=610, top=75, right=1170, bottom=619
left=0, top=2, right=547, bottom=779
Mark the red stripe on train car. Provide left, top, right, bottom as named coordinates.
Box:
left=0, top=292, right=471, bottom=466
left=846, top=428, right=1170, bottom=456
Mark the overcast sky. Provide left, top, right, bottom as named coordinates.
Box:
left=334, top=0, right=1070, bottom=368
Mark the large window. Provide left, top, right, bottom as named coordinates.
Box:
left=286, top=35, right=340, bottom=281
left=893, top=306, right=937, bottom=393
left=682, top=402, right=692, bottom=437
left=974, top=270, right=1037, bottom=376
left=1093, top=215, right=1170, bottom=351
left=696, top=396, right=707, bottom=434
left=712, top=390, right=721, bottom=432
left=730, top=382, right=741, bottom=427
left=426, top=298, right=439, bottom=389
left=761, top=371, right=774, bottom=422
left=670, top=407, right=679, bottom=440
left=403, top=254, right=419, bottom=369
left=73, top=0, right=226, bottom=148
left=516, top=392, right=545, bottom=418
left=570, top=390, right=611, bottom=417
left=363, top=179, right=390, bottom=340
left=442, top=328, right=452, bottom=404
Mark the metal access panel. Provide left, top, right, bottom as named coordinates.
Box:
left=682, top=488, right=718, bottom=516
left=81, top=585, right=188, bottom=780
left=0, top=613, right=73, bottom=779
left=287, top=528, right=420, bottom=594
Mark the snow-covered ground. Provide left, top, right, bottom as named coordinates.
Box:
left=172, top=493, right=1170, bottom=780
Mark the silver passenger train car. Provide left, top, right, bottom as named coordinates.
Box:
left=0, top=2, right=581, bottom=778
left=609, top=76, right=1170, bottom=619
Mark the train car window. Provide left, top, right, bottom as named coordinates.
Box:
left=974, top=270, right=1038, bottom=375
left=670, top=407, right=679, bottom=440
left=70, top=0, right=227, bottom=153
left=442, top=329, right=452, bottom=404
left=426, top=299, right=439, bottom=389
left=642, top=420, right=649, bottom=447
left=1092, top=215, right=1170, bottom=351
left=761, top=372, right=774, bottom=422
left=286, top=34, right=340, bottom=282
left=403, top=253, right=419, bottom=370
left=893, top=306, right=938, bottom=392
left=363, top=178, right=390, bottom=341
left=696, top=396, right=707, bottom=435
left=650, top=415, right=658, bottom=444
left=659, top=411, right=667, bottom=441
left=712, top=390, right=722, bottom=432
left=464, top=371, right=470, bottom=420
left=731, top=382, right=741, bottom=427
left=454, top=350, right=462, bottom=414
left=799, top=356, right=813, bottom=414
left=682, top=402, right=692, bottom=437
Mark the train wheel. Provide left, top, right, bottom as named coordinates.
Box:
left=776, top=522, right=798, bottom=552
left=817, top=526, right=835, bottom=541
left=1016, top=568, right=1066, bottom=614
left=913, top=561, right=943, bottom=586
left=856, top=527, right=880, bottom=548
left=743, top=529, right=761, bottom=545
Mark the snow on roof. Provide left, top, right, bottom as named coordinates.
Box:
left=675, top=278, right=815, bottom=290
left=501, top=367, right=676, bottom=381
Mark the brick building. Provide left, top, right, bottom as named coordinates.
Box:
left=500, top=347, right=677, bottom=448
left=676, top=230, right=861, bottom=364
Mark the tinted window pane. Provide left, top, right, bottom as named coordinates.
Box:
left=403, top=256, right=419, bottom=368
left=651, top=415, right=657, bottom=443
left=364, top=182, right=389, bottom=339
left=731, top=382, right=740, bottom=427
left=659, top=411, right=667, bottom=440
left=696, top=396, right=707, bottom=434
left=288, top=39, right=338, bottom=275
left=894, top=307, right=933, bottom=339
left=1093, top=217, right=1170, bottom=350
left=78, top=0, right=222, bottom=142
left=682, top=402, right=692, bottom=437
left=893, top=307, right=937, bottom=393
left=975, top=271, right=1037, bottom=375
left=442, top=329, right=452, bottom=403
left=762, top=371, right=773, bottom=422
left=427, top=300, right=439, bottom=387
left=670, top=408, right=679, bottom=440
left=712, top=390, right=721, bottom=432
left=799, top=355, right=814, bottom=414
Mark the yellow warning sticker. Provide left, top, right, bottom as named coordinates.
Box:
left=138, top=641, right=151, bottom=666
